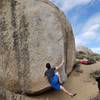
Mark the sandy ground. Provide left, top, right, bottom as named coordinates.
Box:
left=29, top=62, right=100, bottom=100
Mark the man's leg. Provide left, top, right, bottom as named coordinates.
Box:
left=60, top=85, right=73, bottom=96
left=55, top=71, right=62, bottom=84
left=60, top=85, right=76, bottom=97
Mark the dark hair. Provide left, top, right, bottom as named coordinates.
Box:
left=46, top=63, right=51, bottom=69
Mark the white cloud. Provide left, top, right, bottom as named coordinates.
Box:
left=75, top=13, right=100, bottom=53
left=82, top=31, right=97, bottom=40
left=81, top=24, right=100, bottom=40
left=75, top=36, right=86, bottom=46
left=91, top=47, right=100, bottom=54
left=89, top=24, right=100, bottom=31
left=50, top=0, right=92, bottom=12
left=75, top=13, right=100, bottom=46
left=82, top=13, right=100, bottom=33
left=61, top=0, right=92, bottom=12
left=82, top=13, right=100, bottom=40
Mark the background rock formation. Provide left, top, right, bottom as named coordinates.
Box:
left=77, top=45, right=94, bottom=55
left=0, top=0, right=75, bottom=98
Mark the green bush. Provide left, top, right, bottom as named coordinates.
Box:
left=76, top=52, right=100, bottom=61
left=90, top=70, right=100, bottom=79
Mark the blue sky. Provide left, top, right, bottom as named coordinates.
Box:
left=50, top=0, right=100, bottom=54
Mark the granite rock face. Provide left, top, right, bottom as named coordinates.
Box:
left=0, top=0, right=75, bottom=96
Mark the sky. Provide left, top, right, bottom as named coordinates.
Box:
left=49, top=0, right=100, bottom=54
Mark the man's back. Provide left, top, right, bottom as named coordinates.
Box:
left=45, top=68, right=55, bottom=83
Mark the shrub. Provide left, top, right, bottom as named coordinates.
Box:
left=90, top=70, right=100, bottom=79
left=74, top=60, right=83, bottom=73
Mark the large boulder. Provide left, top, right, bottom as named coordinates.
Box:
left=0, top=0, right=75, bottom=95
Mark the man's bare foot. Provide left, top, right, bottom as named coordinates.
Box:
left=70, top=93, right=77, bottom=97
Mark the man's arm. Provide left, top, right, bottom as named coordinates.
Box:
left=55, top=59, right=64, bottom=70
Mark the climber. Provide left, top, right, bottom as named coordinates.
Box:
left=44, top=60, right=77, bottom=97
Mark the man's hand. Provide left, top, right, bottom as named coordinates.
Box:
left=56, top=59, right=64, bottom=70
left=61, top=59, right=64, bottom=65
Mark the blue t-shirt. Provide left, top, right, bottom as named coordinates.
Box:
left=45, top=68, right=56, bottom=83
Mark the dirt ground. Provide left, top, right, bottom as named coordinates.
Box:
left=29, top=62, right=100, bottom=100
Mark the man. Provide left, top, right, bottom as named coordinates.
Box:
left=45, top=60, right=76, bottom=97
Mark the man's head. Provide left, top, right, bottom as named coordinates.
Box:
left=46, top=63, right=51, bottom=69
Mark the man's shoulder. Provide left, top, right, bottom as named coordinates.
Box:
left=51, top=67, right=56, bottom=70
left=45, top=67, right=55, bottom=73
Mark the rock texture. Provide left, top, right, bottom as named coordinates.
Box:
left=0, top=0, right=75, bottom=97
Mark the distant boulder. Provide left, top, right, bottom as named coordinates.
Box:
left=76, top=46, right=94, bottom=55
